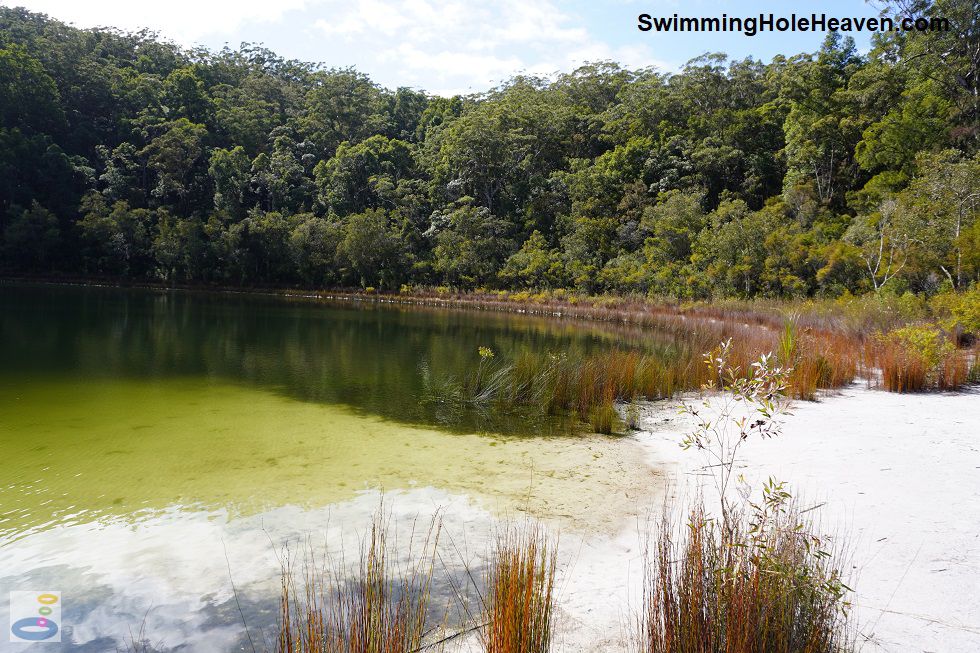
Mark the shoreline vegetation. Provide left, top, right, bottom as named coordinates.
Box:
left=5, top=277, right=976, bottom=419
left=268, top=505, right=851, bottom=653
left=259, top=345, right=856, bottom=653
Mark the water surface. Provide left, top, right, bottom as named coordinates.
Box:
left=0, top=283, right=667, bottom=650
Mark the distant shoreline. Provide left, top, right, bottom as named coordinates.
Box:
left=0, top=274, right=788, bottom=333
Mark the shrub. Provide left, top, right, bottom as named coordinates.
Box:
left=932, top=285, right=980, bottom=341
left=874, top=324, right=965, bottom=391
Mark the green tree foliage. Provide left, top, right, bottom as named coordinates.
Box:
left=314, top=135, right=417, bottom=216
left=0, top=44, right=65, bottom=135
left=336, top=208, right=409, bottom=289
left=290, top=214, right=342, bottom=287
left=76, top=194, right=155, bottom=276
left=208, top=146, right=251, bottom=218
left=140, top=118, right=208, bottom=206
left=896, top=149, right=980, bottom=287
left=2, top=201, right=61, bottom=271
left=0, top=3, right=977, bottom=297
left=432, top=203, right=514, bottom=288
left=499, top=230, right=565, bottom=288
left=152, top=212, right=204, bottom=282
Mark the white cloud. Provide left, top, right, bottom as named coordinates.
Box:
left=309, top=0, right=662, bottom=94
left=7, top=0, right=673, bottom=94
left=382, top=42, right=525, bottom=95
left=8, top=0, right=309, bottom=42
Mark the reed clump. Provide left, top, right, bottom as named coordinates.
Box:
left=588, top=397, right=617, bottom=434
left=783, top=329, right=860, bottom=400
left=435, top=322, right=860, bottom=433
left=277, top=511, right=441, bottom=653
left=636, top=500, right=853, bottom=653
left=872, top=323, right=968, bottom=392
left=482, top=525, right=557, bottom=653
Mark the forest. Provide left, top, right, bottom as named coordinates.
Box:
left=0, top=0, right=977, bottom=299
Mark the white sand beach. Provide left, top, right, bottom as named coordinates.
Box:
left=544, top=383, right=980, bottom=652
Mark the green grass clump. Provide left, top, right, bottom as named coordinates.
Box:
left=587, top=399, right=617, bottom=434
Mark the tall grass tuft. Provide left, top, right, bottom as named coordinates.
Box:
left=872, top=324, right=968, bottom=392
left=438, top=325, right=864, bottom=433
left=637, top=499, right=853, bottom=653
left=483, top=525, right=558, bottom=653
left=588, top=396, right=617, bottom=434
left=277, top=510, right=441, bottom=653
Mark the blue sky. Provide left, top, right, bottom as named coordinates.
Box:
left=7, top=0, right=881, bottom=95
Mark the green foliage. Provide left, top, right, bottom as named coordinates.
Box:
left=2, top=201, right=61, bottom=271
left=932, top=285, right=980, bottom=337
left=289, top=215, right=342, bottom=287
left=76, top=194, right=156, bottom=276
left=432, top=203, right=514, bottom=288
left=336, top=209, right=409, bottom=289
left=499, top=231, right=566, bottom=289
left=885, top=325, right=952, bottom=367
left=0, top=4, right=977, bottom=300
left=0, top=44, right=65, bottom=136
left=882, top=324, right=954, bottom=370
left=895, top=149, right=980, bottom=289
left=140, top=119, right=208, bottom=205
left=152, top=212, right=203, bottom=282
left=313, top=135, right=416, bottom=216
left=208, top=146, right=251, bottom=218
left=874, top=322, right=966, bottom=392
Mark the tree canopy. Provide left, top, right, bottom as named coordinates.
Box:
left=1, top=3, right=977, bottom=296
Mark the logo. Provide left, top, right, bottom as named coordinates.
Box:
left=9, top=592, right=61, bottom=642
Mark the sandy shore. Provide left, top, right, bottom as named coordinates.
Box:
left=540, top=382, right=980, bottom=652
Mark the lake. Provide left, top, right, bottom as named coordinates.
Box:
left=0, top=283, right=668, bottom=651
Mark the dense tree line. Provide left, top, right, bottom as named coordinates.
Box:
left=1, top=1, right=978, bottom=298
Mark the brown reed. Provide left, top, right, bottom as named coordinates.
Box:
left=636, top=502, right=853, bottom=653
left=276, top=511, right=441, bottom=653
left=482, top=525, right=557, bottom=653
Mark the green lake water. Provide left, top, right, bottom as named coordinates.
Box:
left=0, top=283, right=668, bottom=650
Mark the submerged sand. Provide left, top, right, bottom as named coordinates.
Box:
left=3, top=380, right=976, bottom=651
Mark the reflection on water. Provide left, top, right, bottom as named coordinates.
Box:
left=0, top=485, right=660, bottom=652
left=0, top=491, right=496, bottom=652
left=0, top=283, right=675, bottom=435
left=0, top=284, right=668, bottom=651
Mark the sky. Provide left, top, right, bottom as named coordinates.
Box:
left=4, top=0, right=882, bottom=95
